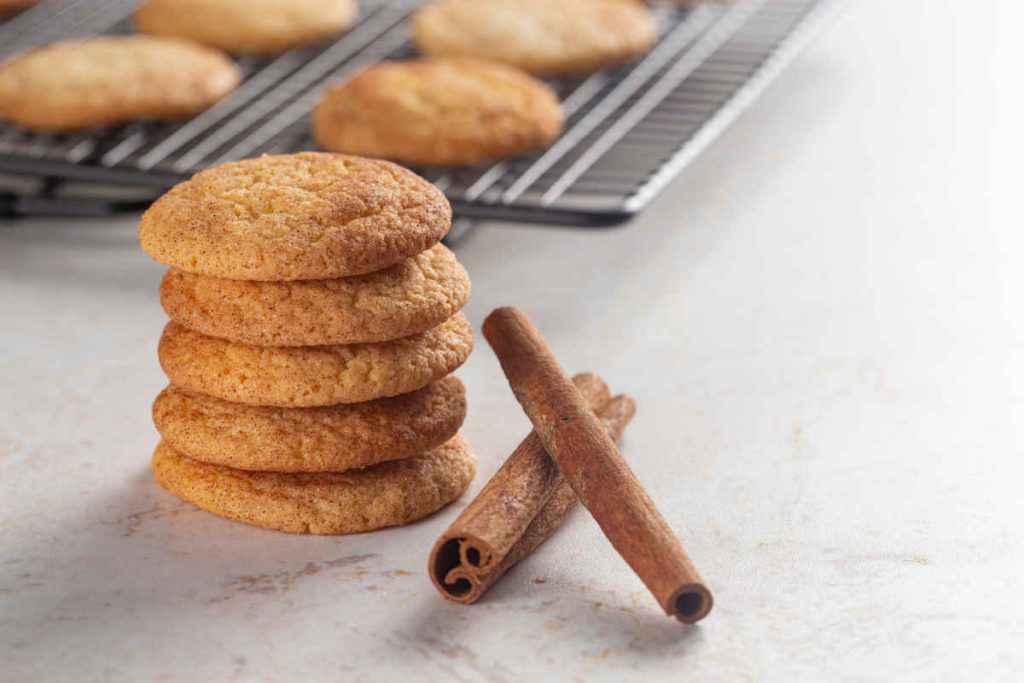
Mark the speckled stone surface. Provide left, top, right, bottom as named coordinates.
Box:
left=1, top=1, right=1021, bottom=680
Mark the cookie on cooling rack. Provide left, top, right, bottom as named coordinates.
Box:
left=0, top=36, right=240, bottom=132
left=412, top=0, right=658, bottom=77
left=135, top=0, right=358, bottom=55
left=151, top=434, right=476, bottom=534
left=313, top=59, right=564, bottom=166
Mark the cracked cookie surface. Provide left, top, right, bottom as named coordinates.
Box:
left=314, top=59, right=564, bottom=166
left=139, top=153, right=451, bottom=281
left=135, top=0, right=357, bottom=55
left=153, top=377, right=467, bottom=472
left=160, top=244, right=470, bottom=346
left=413, top=0, right=657, bottom=77
left=0, top=36, right=240, bottom=132
left=158, top=314, right=473, bottom=407
left=151, top=434, right=476, bottom=534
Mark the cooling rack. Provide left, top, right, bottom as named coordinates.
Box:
left=0, top=0, right=838, bottom=223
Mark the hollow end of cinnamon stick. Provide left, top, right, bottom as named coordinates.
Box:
left=429, top=533, right=495, bottom=603
left=668, top=583, right=714, bottom=624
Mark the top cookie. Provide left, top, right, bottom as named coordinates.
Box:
left=0, top=37, right=241, bottom=132
left=413, top=0, right=658, bottom=77
left=138, top=153, right=452, bottom=281
left=135, top=0, right=358, bottom=55
left=313, top=59, right=564, bottom=166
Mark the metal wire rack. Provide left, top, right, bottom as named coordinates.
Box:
left=0, top=0, right=838, bottom=223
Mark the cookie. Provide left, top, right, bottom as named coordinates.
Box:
left=0, top=37, right=240, bottom=132
left=135, top=0, right=358, bottom=56
left=152, top=377, right=467, bottom=472
left=412, top=0, right=657, bottom=77
left=158, top=314, right=473, bottom=407
left=138, top=153, right=451, bottom=281
left=160, top=244, right=470, bottom=346
left=151, top=434, right=476, bottom=534
left=313, top=59, right=564, bottom=166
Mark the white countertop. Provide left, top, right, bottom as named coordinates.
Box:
left=2, top=1, right=1021, bottom=680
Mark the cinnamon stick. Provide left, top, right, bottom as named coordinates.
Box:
left=482, top=307, right=713, bottom=623
left=428, top=372, right=636, bottom=604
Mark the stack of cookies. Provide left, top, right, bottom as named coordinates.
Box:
left=138, top=152, right=476, bottom=535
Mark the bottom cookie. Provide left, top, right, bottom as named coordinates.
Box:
left=151, top=435, right=475, bottom=534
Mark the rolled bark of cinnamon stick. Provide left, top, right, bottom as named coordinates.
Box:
left=428, top=372, right=635, bottom=604
left=482, top=307, right=713, bottom=623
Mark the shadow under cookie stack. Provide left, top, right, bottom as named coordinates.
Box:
left=138, top=152, right=476, bottom=535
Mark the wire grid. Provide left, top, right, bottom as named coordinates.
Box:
left=0, top=0, right=836, bottom=224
